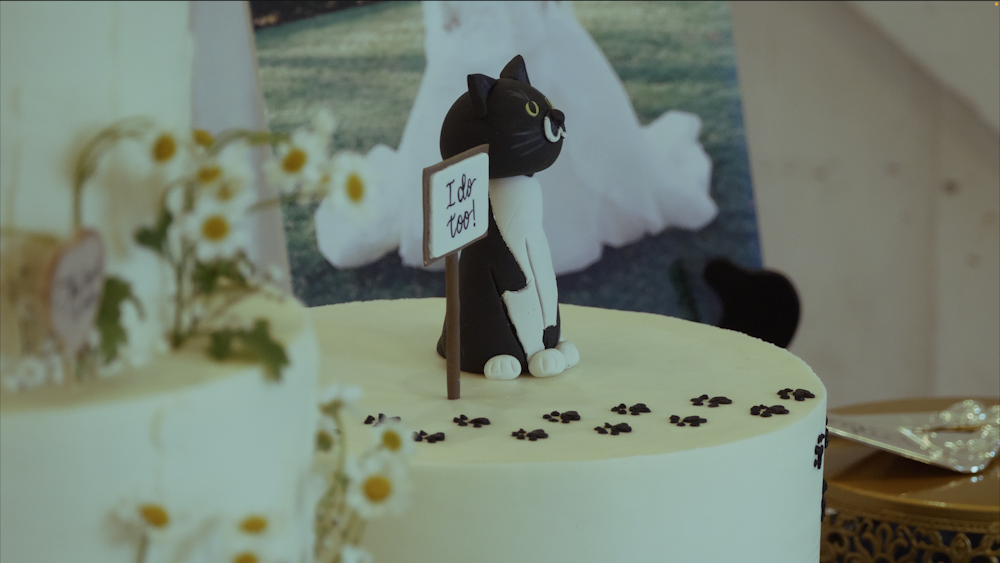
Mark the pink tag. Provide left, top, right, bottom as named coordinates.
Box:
left=45, top=230, right=105, bottom=355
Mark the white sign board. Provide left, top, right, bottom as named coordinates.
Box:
left=422, top=144, right=489, bottom=266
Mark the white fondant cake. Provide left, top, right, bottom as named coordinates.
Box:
left=0, top=3, right=321, bottom=563
left=313, top=298, right=827, bottom=562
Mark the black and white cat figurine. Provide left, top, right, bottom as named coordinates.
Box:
left=436, top=55, right=578, bottom=380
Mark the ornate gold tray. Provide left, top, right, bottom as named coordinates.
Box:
left=822, top=397, right=999, bottom=563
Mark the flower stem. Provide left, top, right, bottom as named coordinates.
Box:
left=171, top=244, right=191, bottom=348
left=211, top=130, right=288, bottom=155
left=72, top=117, right=155, bottom=230
left=135, top=532, right=149, bottom=563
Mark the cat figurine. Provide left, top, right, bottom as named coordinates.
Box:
left=435, top=54, right=578, bottom=380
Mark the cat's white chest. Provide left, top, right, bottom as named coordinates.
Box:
left=489, top=175, right=558, bottom=354
left=489, top=176, right=544, bottom=241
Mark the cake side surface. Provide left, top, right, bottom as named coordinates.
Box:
left=312, top=298, right=826, bottom=561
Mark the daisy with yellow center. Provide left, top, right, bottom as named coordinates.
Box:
left=239, top=515, right=269, bottom=535
left=140, top=125, right=194, bottom=185
left=145, top=126, right=193, bottom=169
left=188, top=143, right=253, bottom=207
left=315, top=405, right=340, bottom=454
left=232, top=553, right=259, bottom=563
left=192, top=129, right=215, bottom=149
left=319, top=382, right=363, bottom=407
left=183, top=196, right=247, bottom=262
left=226, top=512, right=281, bottom=563
left=151, top=133, right=178, bottom=164
left=107, top=497, right=181, bottom=548
left=344, top=453, right=410, bottom=519
left=373, top=418, right=415, bottom=457
left=328, top=151, right=376, bottom=216
left=264, top=127, right=327, bottom=196
left=139, top=504, right=170, bottom=528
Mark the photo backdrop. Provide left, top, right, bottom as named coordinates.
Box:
left=252, top=1, right=761, bottom=324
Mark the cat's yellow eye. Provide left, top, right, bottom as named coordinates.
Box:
left=545, top=97, right=554, bottom=109
left=525, top=101, right=539, bottom=116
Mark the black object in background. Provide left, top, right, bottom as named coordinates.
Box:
left=703, top=257, right=800, bottom=348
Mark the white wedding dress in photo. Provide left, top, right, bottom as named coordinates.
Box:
left=315, top=1, right=717, bottom=274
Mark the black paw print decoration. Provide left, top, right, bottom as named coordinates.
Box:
left=543, top=410, right=581, bottom=424
left=413, top=430, right=446, bottom=443
left=777, top=388, right=815, bottom=401
left=364, top=413, right=402, bottom=426
left=594, top=422, right=632, bottom=435
left=610, top=403, right=651, bottom=416
left=813, top=429, right=828, bottom=469
left=453, top=414, right=491, bottom=428
left=511, top=428, right=549, bottom=441
left=669, top=415, right=708, bottom=427
left=690, top=395, right=732, bottom=408
left=750, top=405, right=789, bottom=417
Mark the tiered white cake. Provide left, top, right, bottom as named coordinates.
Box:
left=0, top=3, right=321, bottom=562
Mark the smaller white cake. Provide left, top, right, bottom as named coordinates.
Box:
left=313, top=298, right=827, bottom=563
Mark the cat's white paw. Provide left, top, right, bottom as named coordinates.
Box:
left=556, top=340, right=579, bottom=369
left=528, top=348, right=566, bottom=378
left=484, top=355, right=521, bottom=380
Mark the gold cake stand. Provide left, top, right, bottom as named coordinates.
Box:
left=821, top=397, right=1000, bottom=562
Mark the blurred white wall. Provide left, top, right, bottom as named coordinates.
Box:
left=730, top=1, right=999, bottom=408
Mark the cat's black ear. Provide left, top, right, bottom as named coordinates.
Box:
left=467, top=73, right=496, bottom=119
left=500, top=55, right=530, bottom=85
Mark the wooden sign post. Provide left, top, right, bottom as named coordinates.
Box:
left=422, top=144, right=489, bottom=400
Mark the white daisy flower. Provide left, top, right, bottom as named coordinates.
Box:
left=7, top=356, right=48, bottom=391
left=184, top=197, right=247, bottom=262
left=224, top=513, right=282, bottom=563
left=319, top=382, right=363, bottom=406
left=316, top=413, right=339, bottom=453
left=197, top=144, right=254, bottom=213
left=164, top=184, right=188, bottom=217
left=265, top=128, right=327, bottom=196
left=312, top=109, right=338, bottom=138
left=149, top=130, right=182, bottom=165
left=327, top=151, right=376, bottom=217
left=372, top=418, right=415, bottom=457
left=191, top=128, right=215, bottom=151
left=341, top=544, right=374, bottom=563
left=106, top=499, right=176, bottom=545
left=344, top=453, right=410, bottom=519
left=143, top=125, right=193, bottom=181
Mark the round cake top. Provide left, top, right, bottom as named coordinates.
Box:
left=312, top=298, right=825, bottom=464
left=0, top=295, right=307, bottom=412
